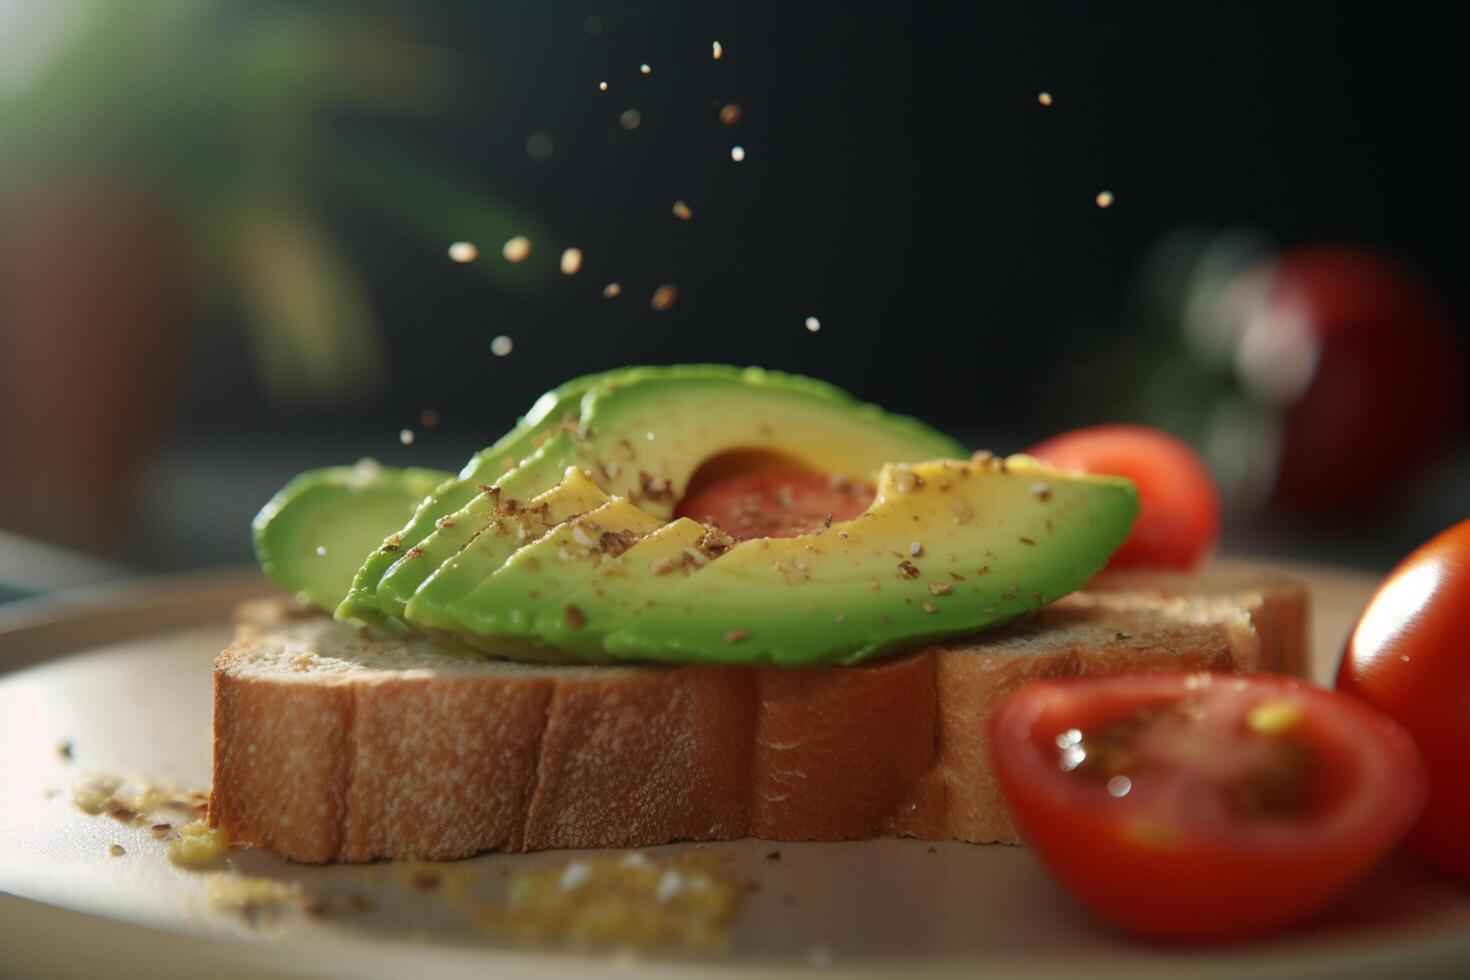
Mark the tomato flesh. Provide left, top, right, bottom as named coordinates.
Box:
left=1027, top=425, right=1219, bottom=570
left=674, top=470, right=875, bottom=541
left=1338, top=519, right=1470, bottom=879
left=990, top=672, right=1426, bottom=941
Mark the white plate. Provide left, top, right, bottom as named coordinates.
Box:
left=2, top=564, right=1467, bottom=980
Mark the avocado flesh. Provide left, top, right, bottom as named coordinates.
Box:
left=596, top=455, right=1138, bottom=666
left=368, top=365, right=966, bottom=624
left=334, top=367, right=624, bottom=625
left=432, top=498, right=666, bottom=661
left=532, top=518, right=716, bottom=660
left=401, top=467, right=612, bottom=638
left=252, top=462, right=449, bottom=615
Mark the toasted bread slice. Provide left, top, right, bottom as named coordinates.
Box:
left=211, top=564, right=1308, bottom=862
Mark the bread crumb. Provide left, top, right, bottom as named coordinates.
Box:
left=472, top=851, right=747, bottom=952
left=170, top=819, right=228, bottom=867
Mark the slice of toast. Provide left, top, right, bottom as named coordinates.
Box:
left=210, top=564, right=1309, bottom=862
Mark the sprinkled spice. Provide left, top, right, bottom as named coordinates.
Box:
left=447, top=241, right=478, bottom=263
left=560, top=247, right=583, bottom=275
left=108, top=843, right=125, bottom=856
left=804, top=316, right=822, bottom=333
left=640, top=63, right=652, bottom=75
left=672, top=200, right=694, bottom=220
left=491, top=335, right=514, bottom=357
left=1037, top=91, right=1054, bottom=106
left=928, top=582, right=952, bottom=596
left=909, top=541, right=924, bottom=557
left=719, top=103, right=742, bottom=126
left=57, top=741, right=73, bottom=761
left=1095, top=190, right=1115, bottom=208
left=502, top=236, right=532, bottom=262
left=419, top=408, right=440, bottom=428
left=1030, top=482, right=1052, bottom=502
left=399, top=428, right=415, bottom=445
left=712, top=40, right=724, bottom=60
left=564, top=605, right=586, bottom=629
left=922, top=601, right=938, bottom=614
left=1019, top=537, right=1036, bottom=546
left=730, top=145, right=746, bottom=162
left=896, top=560, right=920, bottom=580
left=602, top=282, right=623, bottom=298
left=650, top=284, right=679, bottom=311
left=620, top=109, right=642, bottom=130
left=598, top=80, right=608, bottom=92
left=724, top=628, right=749, bottom=643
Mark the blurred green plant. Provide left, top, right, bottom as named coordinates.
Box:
left=0, top=0, right=553, bottom=406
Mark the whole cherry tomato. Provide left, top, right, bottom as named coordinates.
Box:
left=1027, top=424, right=1219, bottom=570
left=1338, top=519, right=1470, bottom=878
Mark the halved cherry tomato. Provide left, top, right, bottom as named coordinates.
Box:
left=674, top=471, right=875, bottom=541
left=989, top=672, right=1427, bottom=941
left=1338, top=519, right=1470, bottom=879
left=1027, top=425, right=1219, bottom=570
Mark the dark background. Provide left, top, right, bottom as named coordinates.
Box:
left=3, top=1, right=1467, bottom=591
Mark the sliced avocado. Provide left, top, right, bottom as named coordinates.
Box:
left=401, top=467, right=612, bottom=638
left=335, top=367, right=625, bottom=625
left=433, top=497, right=667, bottom=660
left=589, top=454, right=1138, bottom=666
left=367, top=365, right=965, bottom=624
left=532, top=518, right=729, bottom=660
left=252, top=461, right=449, bottom=614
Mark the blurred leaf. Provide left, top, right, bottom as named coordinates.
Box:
left=233, top=196, right=387, bottom=408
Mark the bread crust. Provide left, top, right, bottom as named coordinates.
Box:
left=211, top=567, right=1307, bottom=861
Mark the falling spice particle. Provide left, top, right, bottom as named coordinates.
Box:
left=603, top=282, right=623, bottom=298
left=1095, top=190, right=1115, bottom=208
left=399, top=429, right=415, bottom=446
left=620, top=109, right=642, bottom=130
left=525, top=131, right=554, bottom=161
left=1037, top=91, right=1054, bottom=106
left=502, top=236, right=531, bottom=262
left=730, top=145, right=746, bottom=162
left=712, top=40, right=724, bottom=60
left=672, top=200, right=693, bottom=220
left=447, top=241, right=478, bottom=263
left=719, top=103, right=742, bottom=126
left=804, top=316, right=821, bottom=333
left=598, top=81, right=608, bottom=92
left=560, top=247, right=584, bottom=275
left=640, top=63, right=652, bottom=75
left=651, top=284, right=678, bottom=312
left=491, top=335, right=514, bottom=357
left=419, top=408, right=441, bottom=428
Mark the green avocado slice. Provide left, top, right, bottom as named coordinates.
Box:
left=252, top=461, right=449, bottom=615
left=334, top=367, right=625, bottom=625
left=431, top=497, right=667, bottom=661
left=400, top=467, right=612, bottom=639
left=594, top=455, right=1138, bottom=666
left=531, top=517, right=725, bottom=660
left=369, top=365, right=965, bottom=626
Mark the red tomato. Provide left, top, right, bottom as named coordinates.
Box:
left=989, top=672, right=1427, bottom=941
left=1257, top=247, right=1461, bottom=515
left=1027, top=425, right=1219, bottom=570
left=673, top=471, right=875, bottom=541
left=1338, top=519, right=1470, bottom=878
